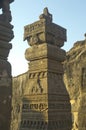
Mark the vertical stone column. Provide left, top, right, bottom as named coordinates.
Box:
left=0, top=0, right=14, bottom=130
left=20, top=8, right=72, bottom=130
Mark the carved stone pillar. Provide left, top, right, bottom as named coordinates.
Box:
left=20, top=8, right=72, bottom=130
left=0, top=0, right=14, bottom=130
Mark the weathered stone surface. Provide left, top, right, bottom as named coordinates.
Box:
left=11, top=71, right=72, bottom=130
left=0, top=59, right=12, bottom=130
left=25, top=43, right=66, bottom=62
left=64, top=36, right=86, bottom=130
left=0, top=21, right=14, bottom=41
left=0, top=1, right=14, bottom=129
left=0, top=21, right=14, bottom=60
left=24, top=8, right=66, bottom=47
left=18, top=7, right=72, bottom=130
left=11, top=35, right=86, bottom=130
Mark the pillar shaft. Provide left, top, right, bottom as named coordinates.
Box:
left=0, top=1, right=14, bottom=129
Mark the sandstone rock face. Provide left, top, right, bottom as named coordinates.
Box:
left=64, top=38, right=86, bottom=130
left=11, top=72, right=28, bottom=130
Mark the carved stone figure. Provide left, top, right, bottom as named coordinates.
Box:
left=0, top=0, right=14, bottom=22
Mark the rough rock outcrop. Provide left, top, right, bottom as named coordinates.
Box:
left=64, top=36, right=86, bottom=130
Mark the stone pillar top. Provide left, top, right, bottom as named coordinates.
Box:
left=39, top=7, right=52, bottom=23
left=24, top=7, right=67, bottom=47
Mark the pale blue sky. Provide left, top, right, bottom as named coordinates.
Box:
left=8, top=0, right=86, bottom=76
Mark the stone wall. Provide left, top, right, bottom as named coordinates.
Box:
left=11, top=72, right=28, bottom=130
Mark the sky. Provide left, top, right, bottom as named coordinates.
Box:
left=8, top=0, right=86, bottom=76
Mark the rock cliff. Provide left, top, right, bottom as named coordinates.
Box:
left=64, top=37, right=86, bottom=130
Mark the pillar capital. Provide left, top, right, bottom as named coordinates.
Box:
left=24, top=8, right=66, bottom=47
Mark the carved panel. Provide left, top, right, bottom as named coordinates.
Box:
left=30, top=78, right=43, bottom=94
left=24, top=20, right=45, bottom=38
left=24, top=77, right=47, bottom=95
left=22, top=103, right=48, bottom=112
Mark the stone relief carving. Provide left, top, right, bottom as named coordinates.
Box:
left=30, top=78, right=43, bottom=94
left=29, top=34, right=39, bottom=46
left=22, top=103, right=47, bottom=112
